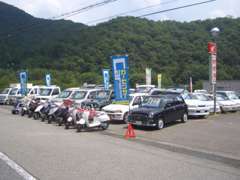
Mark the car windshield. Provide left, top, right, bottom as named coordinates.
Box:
left=136, top=87, right=152, bottom=93
left=71, top=91, right=87, bottom=99
left=58, top=90, right=72, bottom=98
left=195, top=94, right=210, bottom=101
left=39, top=88, right=52, bottom=96
left=1, top=88, right=10, bottom=94
left=216, top=95, right=228, bottom=101
left=9, top=88, right=18, bottom=95
left=184, top=94, right=198, bottom=100
left=142, top=96, right=163, bottom=108
left=227, top=92, right=239, bottom=100
left=95, top=91, right=110, bottom=99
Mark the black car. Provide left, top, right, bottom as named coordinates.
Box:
left=128, top=94, right=188, bottom=130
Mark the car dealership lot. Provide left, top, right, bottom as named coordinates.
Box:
left=109, top=112, right=240, bottom=159
left=0, top=106, right=240, bottom=180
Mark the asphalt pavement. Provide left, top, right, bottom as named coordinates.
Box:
left=0, top=106, right=239, bottom=180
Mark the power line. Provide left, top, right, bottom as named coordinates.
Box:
left=139, top=0, right=216, bottom=18
left=86, top=0, right=180, bottom=25
left=0, top=0, right=119, bottom=40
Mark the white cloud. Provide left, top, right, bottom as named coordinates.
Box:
left=1, top=0, right=240, bottom=24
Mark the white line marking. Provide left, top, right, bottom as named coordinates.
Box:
left=0, top=152, right=36, bottom=180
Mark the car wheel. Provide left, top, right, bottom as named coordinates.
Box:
left=156, top=118, right=164, bottom=130
left=181, top=113, right=188, bottom=123
left=123, top=113, right=129, bottom=124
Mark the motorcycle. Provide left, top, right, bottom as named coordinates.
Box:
left=11, top=99, right=24, bottom=115
left=75, top=107, right=110, bottom=132
left=47, top=100, right=72, bottom=125
left=65, top=107, right=84, bottom=130
left=27, top=98, right=41, bottom=118
left=33, top=101, right=51, bottom=121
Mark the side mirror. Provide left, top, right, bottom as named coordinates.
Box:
left=164, top=103, right=171, bottom=109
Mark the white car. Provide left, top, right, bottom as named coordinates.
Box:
left=193, top=93, right=220, bottom=113
left=52, top=88, right=81, bottom=104
left=71, top=88, right=108, bottom=106
left=183, top=94, right=210, bottom=118
left=135, top=85, right=155, bottom=93
left=102, top=93, right=146, bottom=123
left=36, top=86, right=61, bottom=101
left=216, top=94, right=239, bottom=113
left=217, top=91, right=240, bottom=111
left=0, top=87, right=12, bottom=104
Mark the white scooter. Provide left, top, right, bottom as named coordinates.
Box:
left=75, top=108, right=110, bottom=132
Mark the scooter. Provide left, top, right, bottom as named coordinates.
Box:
left=28, top=99, right=41, bottom=118
left=75, top=108, right=110, bottom=132
left=33, top=100, right=51, bottom=121
left=65, top=107, right=84, bottom=130
left=11, top=99, right=24, bottom=115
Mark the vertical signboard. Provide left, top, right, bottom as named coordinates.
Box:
left=208, top=42, right=217, bottom=84
left=19, top=71, right=27, bottom=95
left=146, top=68, right=152, bottom=85
left=111, top=55, right=129, bottom=101
left=189, top=77, right=193, bottom=93
left=157, top=74, right=162, bottom=89
left=102, top=69, right=110, bottom=90
left=45, top=74, right=51, bottom=87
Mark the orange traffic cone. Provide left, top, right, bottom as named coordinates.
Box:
left=125, top=123, right=136, bottom=139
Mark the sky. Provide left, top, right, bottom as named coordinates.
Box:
left=2, top=0, right=240, bottom=25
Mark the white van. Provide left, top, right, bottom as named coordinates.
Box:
left=36, top=86, right=61, bottom=101
left=0, top=88, right=12, bottom=104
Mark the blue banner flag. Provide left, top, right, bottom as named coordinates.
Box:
left=45, top=74, right=51, bottom=86
left=111, top=55, right=129, bottom=101
left=19, top=71, right=27, bottom=95
left=102, top=69, right=110, bottom=90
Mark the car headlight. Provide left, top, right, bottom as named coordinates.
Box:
left=188, top=105, right=197, bottom=108
left=114, top=110, right=122, bottom=113
left=149, top=112, right=154, bottom=118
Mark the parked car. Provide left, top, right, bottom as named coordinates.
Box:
left=102, top=93, right=146, bottom=123
left=193, top=93, right=220, bottom=113
left=216, top=91, right=240, bottom=111
left=182, top=94, right=210, bottom=118
left=135, top=85, right=155, bottom=93
left=71, top=89, right=103, bottom=105
left=51, top=88, right=81, bottom=104
left=128, top=94, right=188, bottom=129
left=81, top=90, right=113, bottom=110
left=215, top=94, right=239, bottom=113
left=36, top=86, right=61, bottom=101
left=8, top=85, right=41, bottom=105
left=0, top=87, right=12, bottom=104
left=7, top=87, right=21, bottom=105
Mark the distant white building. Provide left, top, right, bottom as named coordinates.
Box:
left=203, top=80, right=240, bottom=92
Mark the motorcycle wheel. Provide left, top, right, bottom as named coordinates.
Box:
left=101, top=122, right=109, bottom=130
left=65, top=122, right=69, bottom=129
left=58, top=119, right=62, bottom=126
left=28, top=112, right=33, bottom=118
left=33, top=112, right=40, bottom=120
left=76, top=124, right=83, bottom=132
left=21, top=110, right=25, bottom=116
left=48, top=115, right=54, bottom=124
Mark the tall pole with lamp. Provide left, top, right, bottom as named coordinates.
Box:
left=209, top=27, right=220, bottom=114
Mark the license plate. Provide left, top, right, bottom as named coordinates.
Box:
left=201, top=110, right=205, bottom=113
left=135, top=121, right=142, bottom=125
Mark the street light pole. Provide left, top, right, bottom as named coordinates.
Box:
left=210, top=27, right=220, bottom=114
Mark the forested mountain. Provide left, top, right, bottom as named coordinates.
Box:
left=0, top=1, right=240, bottom=89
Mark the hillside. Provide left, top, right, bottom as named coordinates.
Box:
left=0, top=1, right=240, bottom=89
